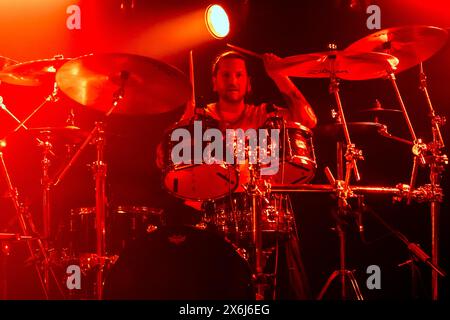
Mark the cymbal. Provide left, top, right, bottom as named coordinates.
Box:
left=0, top=56, right=70, bottom=86
left=346, top=25, right=448, bottom=73
left=272, top=50, right=398, bottom=80
left=0, top=56, right=18, bottom=70
left=358, top=107, right=402, bottom=114
left=27, top=126, right=88, bottom=143
left=55, top=53, right=191, bottom=115
left=314, top=122, right=385, bottom=139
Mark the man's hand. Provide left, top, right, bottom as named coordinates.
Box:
left=262, top=52, right=317, bottom=129
left=262, top=53, right=283, bottom=80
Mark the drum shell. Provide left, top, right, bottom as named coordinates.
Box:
left=67, top=206, right=164, bottom=255
left=262, top=117, right=317, bottom=184
left=103, top=225, right=254, bottom=300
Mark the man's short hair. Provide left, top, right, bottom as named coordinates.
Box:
left=212, top=50, right=249, bottom=76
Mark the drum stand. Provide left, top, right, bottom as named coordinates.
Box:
left=54, top=74, right=127, bottom=299
left=0, top=93, right=65, bottom=298
left=317, top=72, right=365, bottom=300
left=246, top=163, right=266, bottom=300
left=386, top=65, right=447, bottom=299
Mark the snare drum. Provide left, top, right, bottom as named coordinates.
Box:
left=262, top=117, right=316, bottom=184
left=161, top=116, right=239, bottom=201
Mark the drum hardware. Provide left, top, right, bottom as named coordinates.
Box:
left=346, top=26, right=448, bottom=299
left=269, top=176, right=447, bottom=299
left=244, top=162, right=270, bottom=300
left=0, top=142, right=65, bottom=299
left=272, top=47, right=399, bottom=183
left=53, top=119, right=118, bottom=300
left=0, top=95, right=57, bottom=158
left=316, top=167, right=364, bottom=300
left=409, top=62, right=448, bottom=299
left=1, top=73, right=76, bottom=296
left=377, top=125, right=414, bottom=146
left=51, top=52, right=194, bottom=299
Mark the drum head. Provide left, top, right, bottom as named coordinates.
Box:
left=163, top=164, right=238, bottom=201
left=103, top=225, right=254, bottom=300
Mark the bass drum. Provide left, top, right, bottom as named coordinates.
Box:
left=103, top=225, right=255, bottom=300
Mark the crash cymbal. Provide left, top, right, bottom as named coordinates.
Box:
left=55, top=53, right=191, bottom=115
left=315, top=122, right=385, bottom=139
left=272, top=50, right=398, bottom=80
left=346, top=25, right=448, bottom=73
left=0, top=55, right=70, bottom=86
left=0, top=56, right=18, bottom=70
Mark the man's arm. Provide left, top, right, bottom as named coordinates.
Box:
left=263, top=53, right=317, bottom=129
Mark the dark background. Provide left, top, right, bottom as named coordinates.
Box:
left=0, top=0, right=449, bottom=299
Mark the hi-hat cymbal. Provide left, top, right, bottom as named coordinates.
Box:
left=0, top=56, right=18, bottom=70
left=0, top=56, right=70, bottom=86
left=55, top=53, right=191, bottom=115
left=345, top=25, right=448, bottom=73
left=272, top=50, right=398, bottom=80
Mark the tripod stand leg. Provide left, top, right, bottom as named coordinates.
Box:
left=346, top=270, right=364, bottom=300
left=317, top=270, right=340, bottom=300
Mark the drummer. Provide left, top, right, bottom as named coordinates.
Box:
left=160, top=50, right=317, bottom=300
left=156, top=50, right=317, bottom=188
left=181, top=50, right=317, bottom=130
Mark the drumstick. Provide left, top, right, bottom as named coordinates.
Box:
left=226, top=43, right=263, bottom=59
left=182, top=50, right=196, bottom=120
left=189, top=49, right=195, bottom=105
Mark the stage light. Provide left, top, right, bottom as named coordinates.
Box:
left=205, top=4, right=230, bottom=39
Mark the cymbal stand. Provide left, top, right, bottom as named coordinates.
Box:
left=0, top=96, right=55, bottom=157
left=385, top=68, right=427, bottom=200
left=53, top=74, right=127, bottom=299
left=317, top=167, right=364, bottom=300
left=0, top=144, right=50, bottom=298
left=0, top=99, right=65, bottom=298
left=11, top=81, right=60, bottom=134
left=245, top=163, right=267, bottom=300
left=39, top=131, right=53, bottom=293
left=417, top=63, right=447, bottom=300
left=328, top=73, right=363, bottom=184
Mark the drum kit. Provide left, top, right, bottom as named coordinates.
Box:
left=0, top=25, right=448, bottom=300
